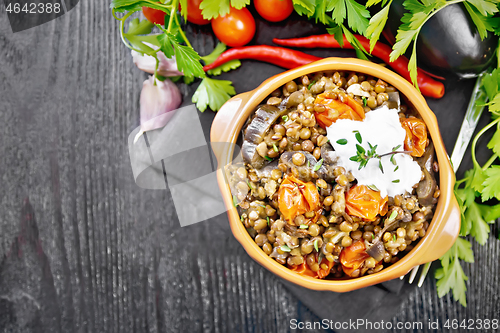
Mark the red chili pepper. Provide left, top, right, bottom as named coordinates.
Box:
left=202, top=45, right=322, bottom=72
left=272, top=34, right=445, bottom=99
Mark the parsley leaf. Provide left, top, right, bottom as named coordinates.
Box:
left=179, top=0, right=188, bottom=20
left=366, top=1, right=392, bottom=52
left=467, top=0, right=499, bottom=16
left=111, top=0, right=168, bottom=13
left=292, top=0, right=316, bottom=17
left=482, top=68, right=500, bottom=100
left=436, top=240, right=471, bottom=307
left=481, top=165, right=500, bottom=201
left=201, top=43, right=241, bottom=76
left=207, top=60, right=242, bottom=76
left=200, top=0, right=249, bottom=20
left=470, top=165, right=486, bottom=193
left=192, top=77, right=236, bottom=112
left=156, top=30, right=205, bottom=78
left=127, top=18, right=154, bottom=35
left=201, top=43, right=227, bottom=65
left=200, top=0, right=230, bottom=19
left=463, top=2, right=495, bottom=40
left=465, top=201, right=491, bottom=245
left=344, top=0, right=370, bottom=34
left=487, top=126, right=500, bottom=155
left=326, top=24, right=344, bottom=47
left=481, top=203, right=500, bottom=222
left=172, top=42, right=205, bottom=78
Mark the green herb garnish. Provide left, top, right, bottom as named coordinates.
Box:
left=313, top=159, right=324, bottom=171
left=367, top=184, right=379, bottom=192
left=282, top=115, right=289, bottom=122
left=354, top=130, right=362, bottom=143
left=337, top=138, right=348, bottom=145
left=314, top=239, right=319, bottom=252
left=280, top=245, right=291, bottom=252
left=273, top=143, right=279, bottom=152
left=393, top=234, right=396, bottom=242
left=264, top=156, right=273, bottom=161
left=232, top=195, right=238, bottom=207
left=308, top=80, right=317, bottom=90
left=392, top=179, right=400, bottom=183
left=378, top=160, right=384, bottom=173
left=394, top=165, right=399, bottom=172
left=388, top=210, right=398, bottom=222
left=267, top=216, right=270, bottom=226
left=362, top=97, right=367, bottom=106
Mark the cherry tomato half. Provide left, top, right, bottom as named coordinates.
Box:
left=180, top=0, right=210, bottom=25
left=278, top=175, right=321, bottom=224
left=142, top=6, right=166, bottom=25
left=314, top=92, right=365, bottom=128
left=345, top=185, right=388, bottom=221
left=254, top=0, right=294, bottom=22
left=400, top=116, right=428, bottom=157
left=211, top=7, right=256, bottom=47
left=339, top=240, right=370, bottom=277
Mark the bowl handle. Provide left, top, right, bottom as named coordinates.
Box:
left=418, top=196, right=461, bottom=264
left=210, top=91, right=253, bottom=162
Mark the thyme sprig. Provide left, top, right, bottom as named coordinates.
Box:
left=347, top=133, right=411, bottom=172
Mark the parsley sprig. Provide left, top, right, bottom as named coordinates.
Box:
left=366, top=0, right=500, bottom=88
left=441, top=68, right=500, bottom=307
left=110, top=0, right=237, bottom=112
left=292, top=0, right=371, bottom=59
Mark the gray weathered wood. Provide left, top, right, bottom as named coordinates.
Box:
left=0, top=2, right=498, bottom=333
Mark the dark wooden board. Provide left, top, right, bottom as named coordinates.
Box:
left=0, top=2, right=498, bottom=333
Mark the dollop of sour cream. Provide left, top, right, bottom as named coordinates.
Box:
left=326, top=105, right=421, bottom=198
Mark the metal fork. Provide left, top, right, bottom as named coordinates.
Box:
left=402, top=73, right=488, bottom=287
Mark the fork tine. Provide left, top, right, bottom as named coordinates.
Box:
left=417, top=262, right=432, bottom=287
left=400, top=275, right=405, bottom=280
left=408, top=266, right=420, bottom=284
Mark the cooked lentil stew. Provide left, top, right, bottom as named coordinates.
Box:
left=226, top=71, right=439, bottom=279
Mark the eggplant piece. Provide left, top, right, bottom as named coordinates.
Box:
left=320, top=142, right=338, bottom=165
left=387, top=1, right=497, bottom=77
left=320, top=143, right=340, bottom=182
left=244, top=104, right=287, bottom=143
left=255, top=160, right=279, bottom=178
left=366, top=217, right=399, bottom=261
left=366, top=242, right=385, bottom=262
left=416, top=143, right=437, bottom=206
left=242, top=104, right=287, bottom=169
left=279, top=151, right=332, bottom=182
left=241, top=141, right=266, bottom=170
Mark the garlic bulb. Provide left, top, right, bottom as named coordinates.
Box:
left=131, top=50, right=183, bottom=77
left=134, top=76, right=182, bottom=143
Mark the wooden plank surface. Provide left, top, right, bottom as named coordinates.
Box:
left=0, top=2, right=498, bottom=333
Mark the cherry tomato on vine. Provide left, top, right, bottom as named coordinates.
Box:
left=142, top=6, right=166, bottom=25
left=211, top=7, right=256, bottom=47
left=254, top=0, right=294, bottom=22
left=180, top=0, right=210, bottom=25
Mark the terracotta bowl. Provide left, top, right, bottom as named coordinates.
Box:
left=210, top=58, right=460, bottom=292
